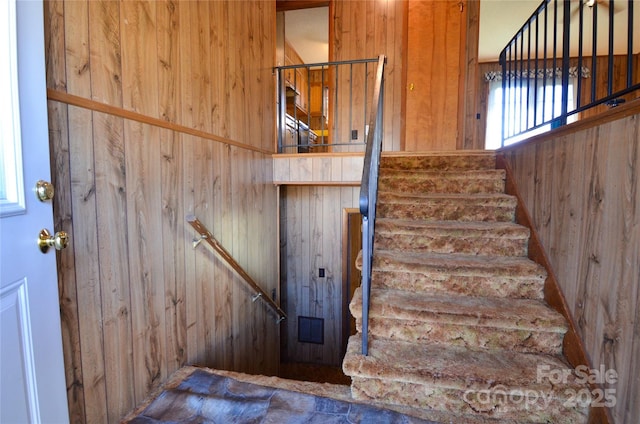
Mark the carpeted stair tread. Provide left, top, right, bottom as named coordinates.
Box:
left=379, top=192, right=517, bottom=203
left=376, top=218, right=528, bottom=237
left=351, top=287, right=565, bottom=354
left=380, top=153, right=496, bottom=171
left=346, top=153, right=589, bottom=422
left=357, top=250, right=547, bottom=299
left=352, top=288, right=567, bottom=333
left=343, top=336, right=590, bottom=422
left=375, top=219, right=529, bottom=256
left=377, top=192, right=517, bottom=222
left=378, top=169, right=506, bottom=194
left=343, top=335, right=583, bottom=394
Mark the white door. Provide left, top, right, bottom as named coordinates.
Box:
left=0, top=0, right=70, bottom=422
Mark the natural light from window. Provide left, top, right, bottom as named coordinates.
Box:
left=485, top=79, right=576, bottom=150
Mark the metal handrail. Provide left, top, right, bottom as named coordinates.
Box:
left=275, top=57, right=380, bottom=153
left=186, top=215, right=286, bottom=323
left=358, top=55, right=386, bottom=356
left=499, top=0, right=639, bottom=146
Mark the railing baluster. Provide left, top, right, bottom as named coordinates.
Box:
left=497, top=0, right=638, bottom=146
left=607, top=0, right=615, bottom=96
left=591, top=1, right=598, bottom=103
left=533, top=19, right=540, bottom=126
left=577, top=0, right=584, bottom=110
left=560, top=0, right=570, bottom=125
left=349, top=63, right=353, bottom=145
left=543, top=2, right=549, bottom=122
left=627, top=0, right=634, bottom=89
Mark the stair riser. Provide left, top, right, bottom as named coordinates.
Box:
left=357, top=319, right=564, bottom=355
left=375, top=233, right=528, bottom=256
left=351, top=377, right=589, bottom=424
left=372, top=271, right=545, bottom=300
left=378, top=203, right=516, bottom=222
left=380, top=155, right=496, bottom=171
left=378, top=176, right=505, bottom=195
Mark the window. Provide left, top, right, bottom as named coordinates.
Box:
left=0, top=0, right=25, bottom=216
left=485, top=76, right=577, bottom=149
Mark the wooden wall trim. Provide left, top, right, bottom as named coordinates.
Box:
left=47, top=89, right=274, bottom=155
left=276, top=0, right=329, bottom=12
left=496, top=155, right=612, bottom=424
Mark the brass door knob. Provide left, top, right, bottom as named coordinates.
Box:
left=35, top=180, right=55, bottom=201
left=38, top=229, right=68, bottom=253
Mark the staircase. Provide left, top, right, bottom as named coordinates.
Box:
left=342, top=153, right=590, bottom=423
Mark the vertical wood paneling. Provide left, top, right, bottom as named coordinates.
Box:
left=66, top=1, right=116, bottom=421
left=157, top=0, right=186, bottom=374
left=404, top=0, right=464, bottom=151
left=120, top=0, right=167, bottom=404
left=332, top=0, right=406, bottom=152
left=44, top=1, right=86, bottom=421
left=281, top=186, right=359, bottom=366
left=503, top=111, right=640, bottom=423
left=460, top=0, right=482, bottom=150
left=44, top=1, right=279, bottom=421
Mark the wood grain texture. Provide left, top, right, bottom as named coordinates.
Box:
left=497, top=154, right=610, bottom=424
left=332, top=0, right=406, bottom=152
left=404, top=0, right=465, bottom=151
left=44, top=1, right=279, bottom=421
left=272, top=153, right=364, bottom=185
left=459, top=0, right=482, bottom=150
left=44, top=1, right=87, bottom=422
left=501, top=109, right=640, bottom=423
left=280, top=186, right=359, bottom=366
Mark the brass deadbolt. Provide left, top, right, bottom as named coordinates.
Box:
left=35, top=180, right=55, bottom=201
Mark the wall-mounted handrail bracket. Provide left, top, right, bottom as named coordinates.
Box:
left=186, top=214, right=287, bottom=323
left=192, top=234, right=207, bottom=249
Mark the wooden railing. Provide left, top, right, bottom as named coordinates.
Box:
left=186, top=215, right=286, bottom=322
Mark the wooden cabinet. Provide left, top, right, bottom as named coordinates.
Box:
left=308, top=69, right=328, bottom=130
left=284, top=40, right=308, bottom=115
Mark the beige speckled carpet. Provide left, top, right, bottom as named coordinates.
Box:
left=342, top=153, right=590, bottom=423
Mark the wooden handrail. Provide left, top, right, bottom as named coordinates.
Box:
left=186, top=215, right=286, bottom=322
left=47, top=89, right=273, bottom=155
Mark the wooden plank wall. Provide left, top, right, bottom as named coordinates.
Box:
left=331, top=0, right=480, bottom=152
left=403, top=0, right=466, bottom=151
left=502, top=108, right=640, bottom=423
left=331, top=0, right=406, bottom=152
left=272, top=153, right=364, bottom=184
left=280, top=186, right=359, bottom=366
left=44, top=1, right=278, bottom=422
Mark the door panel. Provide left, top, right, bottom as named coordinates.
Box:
left=0, top=0, right=69, bottom=421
